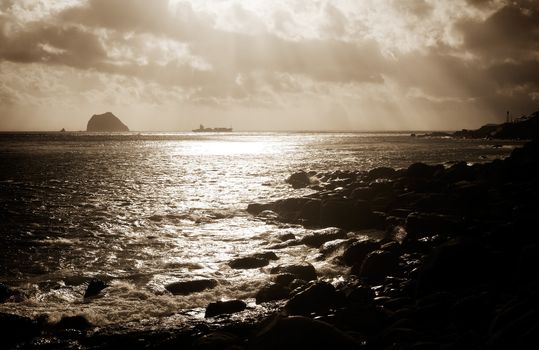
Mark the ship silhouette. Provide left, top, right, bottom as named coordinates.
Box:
left=193, top=124, right=233, bottom=132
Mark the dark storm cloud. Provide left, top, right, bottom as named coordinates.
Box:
left=0, top=15, right=107, bottom=68
left=448, top=1, right=539, bottom=114
left=458, top=1, right=539, bottom=60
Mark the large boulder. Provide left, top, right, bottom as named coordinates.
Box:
left=270, top=263, right=317, bottom=282
left=205, top=300, right=247, bottom=318
left=256, top=283, right=291, bottom=304
left=341, top=239, right=381, bottom=266
left=285, top=281, right=343, bottom=316
left=165, top=279, right=218, bottom=295
left=286, top=171, right=314, bottom=189
left=320, top=199, right=375, bottom=229
left=353, top=250, right=400, bottom=284
left=86, top=112, right=129, bottom=132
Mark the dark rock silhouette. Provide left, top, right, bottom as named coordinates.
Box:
left=453, top=110, right=539, bottom=139
left=270, top=263, right=317, bottom=282
left=205, top=300, right=247, bottom=318
left=255, top=283, right=291, bottom=304
left=86, top=112, right=129, bottom=132
left=285, top=281, right=343, bottom=316
left=228, top=252, right=278, bottom=269
left=83, top=278, right=108, bottom=298
left=165, top=279, right=218, bottom=295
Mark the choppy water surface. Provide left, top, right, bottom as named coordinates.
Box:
left=0, top=132, right=519, bottom=327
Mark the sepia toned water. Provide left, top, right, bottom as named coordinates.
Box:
left=0, top=132, right=519, bottom=328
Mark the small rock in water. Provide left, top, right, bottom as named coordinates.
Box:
left=84, top=278, right=108, bottom=298
left=228, top=257, right=269, bottom=269
left=205, top=300, right=247, bottom=318
left=165, top=279, right=218, bottom=296
left=286, top=171, right=312, bottom=188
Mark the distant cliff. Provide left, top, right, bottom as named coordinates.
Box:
left=453, top=110, right=539, bottom=140
left=86, top=112, right=129, bottom=132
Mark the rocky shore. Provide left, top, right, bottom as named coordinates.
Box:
left=2, top=139, right=538, bottom=349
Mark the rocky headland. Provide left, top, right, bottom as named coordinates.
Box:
left=417, top=110, right=539, bottom=140
left=2, top=137, right=539, bottom=349
left=86, top=112, right=129, bottom=132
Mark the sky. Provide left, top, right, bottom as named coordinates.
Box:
left=0, top=0, right=537, bottom=131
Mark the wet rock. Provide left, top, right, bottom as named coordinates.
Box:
left=277, top=233, right=295, bottom=242
left=406, top=163, right=442, bottom=179
left=84, top=278, right=108, bottom=298
left=405, top=212, right=461, bottom=239
left=353, top=250, right=399, bottom=284
left=297, top=199, right=321, bottom=225
left=0, top=283, right=14, bottom=303
left=165, top=279, right=218, bottom=296
left=194, top=331, right=243, bottom=350
left=341, top=239, right=380, bottom=266
left=285, top=281, right=343, bottom=316
left=346, top=285, right=376, bottom=305
left=229, top=257, right=269, bottom=269
left=300, top=228, right=347, bottom=248
left=250, top=315, right=358, bottom=350
left=253, top=252, right=279, bottom=261
left=320, top=199, right=375, bottom=229
left=273, top=273, right=296, bottom=286
left=368, top=167, right=397, bottom=180
left=270, top=263, right=317, bottom=282
left=318, top=238, right=354, bottom=260
left=286, top=171, right=312, bottom=188
left=246, top=203, right=273, bottom=215
left=55, top=315, right=93, bottom=330
left=255, top=283, right=290, bottom=304
left=205, top=300, right=247, bottom=318
left=441, top=161, right=475, bottom=183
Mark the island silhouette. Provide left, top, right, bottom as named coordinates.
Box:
left=86, top=112, right=129, bottom=132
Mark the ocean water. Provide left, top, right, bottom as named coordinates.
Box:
left=0, top=132, right=519, bottom=328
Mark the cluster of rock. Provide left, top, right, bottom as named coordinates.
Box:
left=2, top=140, right=538, bottom=349
left=242, top=139, right=539, bottom=349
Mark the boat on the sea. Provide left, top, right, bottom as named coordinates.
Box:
left=193, top=124, right=233, bottom=132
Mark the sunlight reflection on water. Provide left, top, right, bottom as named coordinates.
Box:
left=0, top=132, right=520, bottom=327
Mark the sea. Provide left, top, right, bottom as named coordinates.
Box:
left=0, top=131, right=520, bottom=329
